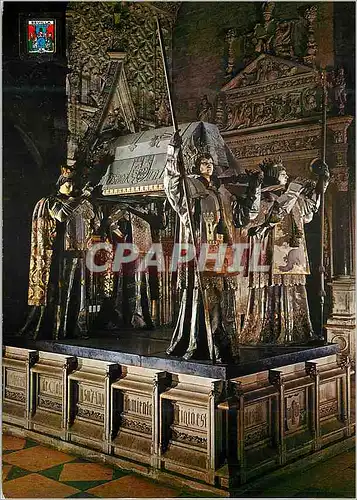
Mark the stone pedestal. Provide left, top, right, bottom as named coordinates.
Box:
left=2, top=346, right=37, bottom=429
left=216, top=354, right=353, bottom=489
left=326, top=276, right=356, bottom=360
left=111, top=366, right=167, bottom=467
left=160, top=374, right=224, bottom=485
left=29, top=351, right=76, bottom=439
left=2, top=339, right=353, bottom=495
left=306, top=354, right=353, bottom=447
left=217, top=371, right=279, bottom=487
left=67, top=358, right=120, bottom=453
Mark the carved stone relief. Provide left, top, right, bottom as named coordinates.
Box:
left=66, top=2, right=178, bottom=163
left=225, top=2, right=316, bottom=75
left=285, top=391, right=306, bottom=432
left=5, top=389, right=26, bottom=403
left=214, top=55, right=324, bottom=132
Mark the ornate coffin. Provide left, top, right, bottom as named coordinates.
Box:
left=100, top=121, right=241, bottom=197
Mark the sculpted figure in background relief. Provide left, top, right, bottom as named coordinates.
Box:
left=251, top=2, right=277, bottom=55
left=197, top=95, right=213, bottom=123
left=273, top=20, right=294, bottom=58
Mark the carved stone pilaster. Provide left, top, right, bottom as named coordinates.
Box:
left=225, top=29, right=237, bottom=78
left=67, top=358, right=120, bottom=454
left=326, top=276, right=356, bottom=360
left=325, top=116, right=355, bottom=359
left=30, top=352, right=77, bottom=440
left=111, top=367, right=167, bottom=468
left=2, top=347, right=38, bottom=429
left=327, top=117, right=354, bottom=275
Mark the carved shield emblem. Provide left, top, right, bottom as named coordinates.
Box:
left=286, top=393, right=301, bottom=431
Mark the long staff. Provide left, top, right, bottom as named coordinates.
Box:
left=156, top=17, right=214, bottom=361
left=319, top=70, right=328, bottom=338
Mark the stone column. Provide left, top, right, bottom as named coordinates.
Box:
left=326, top=117, right=355, bottom=360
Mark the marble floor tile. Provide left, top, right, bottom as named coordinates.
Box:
left=87, top=474, right=179, bottom=498
left=2, top=434, right=26, bottom=451
left=2, top=464, right=13, bottom=481
left=3, top=473, right=80, bottom=498
left=3, top=445, right=75, bottom=472
left=60, top=463, right=113, bottom=482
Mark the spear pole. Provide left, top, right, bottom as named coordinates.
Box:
left=319, top=69, right=328, bottom=338
left=156, top=17, right=215, bottom=362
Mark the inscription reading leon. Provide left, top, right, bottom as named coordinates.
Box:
left=78, top=385, right=104, bottom=406
left=124, top=394, right=152, bottom=416
left=39, top=377, right=62, bottom=397
left=6, top=370, right=26, bottom=389
left=175, top=404, right=208, bottom=429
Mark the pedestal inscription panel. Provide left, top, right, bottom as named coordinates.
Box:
left=2, top=347, right=37, bottom=429
left=68, top=358, right=119, bottom=453
left=30, top=351, right=76, bottom=439
left=160, top=374, right=224, bottom=485
left=111, top=366, right=167, bottom=467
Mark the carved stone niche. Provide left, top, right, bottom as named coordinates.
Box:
left=29, top=351, right=77, bottom=440
left=67, top=358, right=120, bottom=454
left=159, top=374, right=224, bottom=485
left=306, top=354, right=352, bottom=447
left=110, top=366, right=167, bottom=468
left=2, top=347, right=37, bottom=429
left=217, top=371, right=278, bottom=488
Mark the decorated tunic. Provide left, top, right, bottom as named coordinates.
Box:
left=240, top=177, right=326, bottom=344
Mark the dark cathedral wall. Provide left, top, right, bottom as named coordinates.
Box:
left=3, top=2, right=67, bottom=332
left=171, top=2, right=340, bottom=122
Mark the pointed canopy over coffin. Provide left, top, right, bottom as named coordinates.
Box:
left=100, top=121, right=241, bottom=198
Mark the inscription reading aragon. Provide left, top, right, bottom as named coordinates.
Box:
left=124, top=395, right=152, bottom=416
left=176, top=404, right=207, bottom=429
left=78, top=385, right=104, bottom=406
left=39, top=377, right=62, bottom=397
left=7, top=370, right=25, bottom=389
